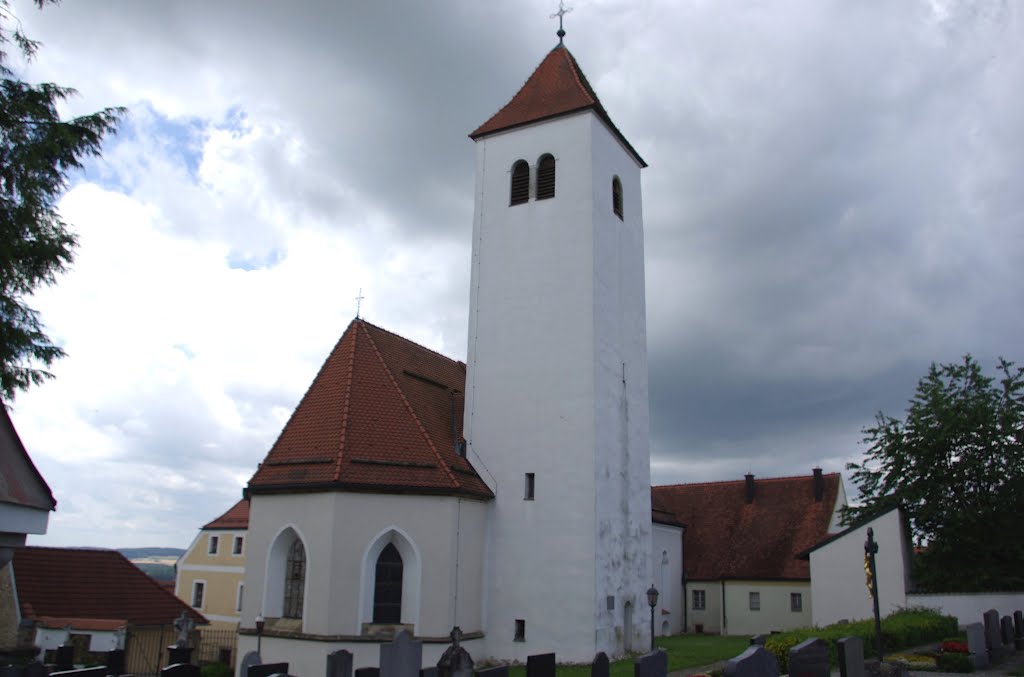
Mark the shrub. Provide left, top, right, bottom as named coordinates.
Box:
left=201, top=663, right=232, bottom=677
left=936, top=652, right=974, bottom=673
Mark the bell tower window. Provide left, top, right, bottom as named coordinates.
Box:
left=612, top=176, right=623, bottom=220
left=510, top=160, right=529, bottom=205
left=536, top=154, right=556, bottom=200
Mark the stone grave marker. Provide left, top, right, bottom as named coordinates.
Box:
left=107, top=649, right=126, bottom=676
left=327, top=649, right=353, bottom=677
left=1014, top=610, right=1024, bottom=651
left=983, top=609, right=1000, bottom=650
left=750, top=636, right=766, bottom=647
left=526, top=654, right=555, bottom=677
left=437, top=627, right=473, bottom=677
left=592, top=652, right=610, bottom=677
left=633, top=649, right=667, bottom=677
left=789, top=638, right=828, bottom=677
left=248, top=664, right=289, bottom=677
left=965, top=623, right=988, bottom=669
left=23, top=661, right=48, bottom=677
left=0, top=667, right=21, bottom=677
left=55, top=644, right=75, bottom=671
left=381, top=631, right=422, bottom=677
left=239, top=652, right=262, bottom=677
left=354, top=668, right=380, bottom=677
left=837, top=636, right=864, bottom=677
left=474, top=668, right=508, bottom=677
left=420, top=668, right=438, bottom=677
left=1001, top=616, right=1014, bottom=646
left=724, top=646, right=779, bottom=677
left=162, top=664, right=200, bottom=677
left=167, top=647, right=192, bottom=667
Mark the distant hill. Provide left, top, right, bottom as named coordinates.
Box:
left=119, top=547, right=185, bottom=559
left=134, top=562, right=176, bottom=581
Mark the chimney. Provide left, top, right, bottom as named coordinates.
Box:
left=813, top=467, right=824, bottom=502
left=744, top=473, right=755, bottom=504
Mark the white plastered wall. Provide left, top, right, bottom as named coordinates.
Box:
left=684, top=582, right=721, bottom=634
left=721, top=580, right=812, bottom=636
left=652, top=524, right=684, bottom=635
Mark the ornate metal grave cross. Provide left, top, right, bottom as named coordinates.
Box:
left=864, top=527, right=883, bottom=662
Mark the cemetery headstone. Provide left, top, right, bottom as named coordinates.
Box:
left=354, top=668, right=379, bottom=677
left=437, top=628, right=473, bottom=677
left=239, top=652, right=262, bottom=677
left=750, top=636, right=766, bottom=647
left=633, top=649, right=667, bottom=677
left=420, top=668, right=438, bottom=677
left=55, top=644, right=74, bottom=671
left=0, top=666, right=21, bottom=677
left=107, top=649, right=126, bottom=676
left=248, top=664, right=289, bottom=677
left=166, top=647, right=192, bottom=667
left=1001, top=616, right=1014, bottom=646
left=526, top=654, right=555, bottom=677
left=327, top=650, right=354, bottom=677
left=592, top=652, right=610, bottom=677
left=162, top=664, right=200, bottom=677
left=23, top=661, right=48, bottom=677
left=1014, top=611, right=1024, bottom=651
left=789, top=638, right=829, bottom=677
left=965, top=623, right=988, bottom=669
left=983, top=609, right=1000, bottom=650
left=474, top=668, right=508, bottom=677
left=51, top=668, right=107, bottom=677
left=381, top=631, right=422, bottom=677
left=837, top=636, right=864, bottom=677
left=724, top=646, right=779, bottom=677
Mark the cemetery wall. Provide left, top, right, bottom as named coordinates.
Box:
left=652, top=523, right=683, bottom=636
left=809, top=508, right=910, bottom=627
left=0, top=563, right=17, bottom=648
left=684, top=581, right=722, bottom=634
left=906, top=592, right=1024, bottom=627
left=721, top=580, right=811, bottom=636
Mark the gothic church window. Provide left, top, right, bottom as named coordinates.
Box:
left=612, top=176, right=623, bottom=220
left=283, top=539, right=305, bottom=618
left=510, top=160, right=529, bottom=205
left=373, top=543, right=403, bottom=623
left=536, top=154, right=556, bottom=200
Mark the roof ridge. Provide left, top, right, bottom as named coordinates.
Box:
left=358, top=318, right=465, bottom=370
left=358, top=322, right=461, bottom=490
left=559, top=46, right=597, bottom=107
left=653, top=472, right=839, bottom=489
left=332, top=322, right=360, bottom=482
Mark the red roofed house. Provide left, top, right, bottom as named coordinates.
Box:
left=0, top=407, right=56, bottom=566
left=652, top=470, right=846, bottom=635
left=236, top=34, right=672, bottom=674
left=1, top=547, right=206, bottom=674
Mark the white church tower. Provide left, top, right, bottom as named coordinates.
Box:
left=464, top=37, right=653, bottom=662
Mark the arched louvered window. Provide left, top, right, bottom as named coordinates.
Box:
left=510, top=160, right=529, bottom=206
left=612, top=176, right=623, bottom=220
left=373, top=543, right=403, bottom=623
left=283, top=539, right=305, bottom=618
left=536, top=154, right=556, bottom=200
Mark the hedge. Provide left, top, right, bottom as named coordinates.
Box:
left=763, top=607, right=958, bottom=673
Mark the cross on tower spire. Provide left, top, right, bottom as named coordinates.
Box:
left=550, top=0, right=573, bottom=44
left=355, top=288, right=365, bottom=318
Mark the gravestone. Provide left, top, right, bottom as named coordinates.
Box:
left=750, top=635, right=766, bottom=647
left=789, top=638, right=828, bottom=677
left=0, top=666, right=20, bottom=677
left=107, top=649, right=126, bottom=676
left=166, top=647, right=192, bottom=667
left=1001, top=616, right=1014, bottom=646
left=474, top=668, right=507, bottom=677
left=983, top=609, right=1000, bottom=650
left=420, top=668, right=438, bottom=677
left=526, top=654, right=555, bottom=677
left=354, top=668, right=379, bottom=677
left=162, top=664, right=200, bottom=677
left=248, top=664, right=289, bottom=677
left=381, top=631, right=422, bottom=677
left=633, top=649, right=667, bottom=677
left=592, top=652, right=609, bottom=677
left=437, top=627, right=473, bottom=677
left=724, top=646, right=779, bottom=677
left=55, top=644, right=75, bottom=671
left=51, top=669, right=106, bottom=677
left=327, top=650, right=353, bottom=677
left=239, top=652, right=262, bottom=677
left=965, top=623, right=988, bottom=669
left=23, top=662, right=48, bottom=677
left=1014, top=611, right=1024, bottom=651
left=838, top=637, right=864, bottom=677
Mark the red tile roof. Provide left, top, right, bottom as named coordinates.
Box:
left=469, top=44, right=647, bottom=167
left=202, top=498, right=249, bottom=530
left=12, top=547, right=206, bottom=627
left=0, top=407, right=56, bottom=511
left=37, top=617, right=127, bottom=631
left=247, top=319, right=492, bottom=500
left=652, top=473, right=842, bottom=581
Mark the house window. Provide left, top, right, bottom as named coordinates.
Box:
left=373, top=543, right=403, bottom=623
left=612, top=176, right=623, bottom=220
left=536, top=154, right=556, bottom=200
left=692, top=589, right=705, bottom=610
left=237, top=583, right=245, bottom=612
left=749, top=592, right=761, bottom=611
left=524, top=473, right=535, bottom=500
left=192, top=581, right=205, bottom=608
left=283, top=539, right=305, bottom=618
left=208, top=535, right=219, bottom=554
left=791, top=592, right=802, bottom=612
left=510, top=160, right=529, bottom=205
left=514, top=619, right=526, bottom=642
left=233, top=536, right=244, bottom=555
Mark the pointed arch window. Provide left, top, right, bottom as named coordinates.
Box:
left=373, top=543, right=403, bottom=623
left=612, top=176, right=623, bottom=220
left=536, top=154, right=556, bottom=200
left=510, top=160, right=529, bottom=206
left=283, top=539, right=305, bottom=618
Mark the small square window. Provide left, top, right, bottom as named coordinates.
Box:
left=233, top=536, right=244, bottom=555
left=790, top=592, right=802, bottom=612
left=749, top=591, right=760, bottom=611
left=192, top=581, right=205, bottom=608
left=606, top=595, right=615, bottom=611
left=514, top=619, right=525, bottom=642
left=208, top=535, right=219, bottom=555
left=524, top=473, right=535, bottom=500
left=692, top=589, right=706, bottom=610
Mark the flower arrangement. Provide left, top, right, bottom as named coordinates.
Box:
left=940, top=640, right=969, bottom=654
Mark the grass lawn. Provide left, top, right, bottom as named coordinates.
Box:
left=505, top=634, right=749, bottom=677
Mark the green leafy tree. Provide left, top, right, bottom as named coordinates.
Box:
left=843, top=355, right=1024, bottom=591
left=1, top=0, right=124, bottom=400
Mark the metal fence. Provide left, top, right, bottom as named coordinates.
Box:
left=124, top=626, right=237, bottom=676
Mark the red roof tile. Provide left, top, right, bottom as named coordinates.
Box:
left=13, top=547, right=206, bottom=627
left=37, top=617, right=128, bottom=631
left=247, top=319, right=492, bottom=500
left=470, top=44, right=646, bottom=167
left=1, top=407, right=56, bottom=511
left=652, top=473, right=842, bottom=581
left=202, top=498, right=249, bottom=530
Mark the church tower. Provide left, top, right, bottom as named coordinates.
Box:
left=464, top=40, right=652, bottom=661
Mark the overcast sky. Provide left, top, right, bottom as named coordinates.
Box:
left=8, top=0, right=1023, bottom=549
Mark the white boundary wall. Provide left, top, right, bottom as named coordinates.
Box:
left=907, top=592, right=1024, bottom=627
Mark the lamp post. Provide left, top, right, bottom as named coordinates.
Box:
left=255, top=613, right=265, bottom=656
left=646, top=585, right=659, bottom=651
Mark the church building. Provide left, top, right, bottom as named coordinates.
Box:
left=236, top=37, right=678, bottom=674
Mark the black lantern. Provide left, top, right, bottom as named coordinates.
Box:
left=255, top=613, right=265, bottom=656
left=646, top=585, right=659, bottom=650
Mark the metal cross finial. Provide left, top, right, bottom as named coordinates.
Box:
left=355, top=288, right=365, bottom=318
left=550, top=0, right=573, bottom=43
